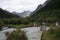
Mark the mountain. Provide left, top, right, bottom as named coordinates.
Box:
left=43, top=0, right=60, bottom=10
left=13, top=11, right=31, bottom=18
left=0, top=8, right=19, bottom=18
left=30, top=0, right=60, bottom=21
left=31, top=4, right=42, bottom=15
left=30, top=0, right=50, bottom=15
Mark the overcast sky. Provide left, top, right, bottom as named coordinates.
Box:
left=0, top=0, right=47, bottom=13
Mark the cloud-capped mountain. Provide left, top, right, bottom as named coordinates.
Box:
left=12, top=11, right=31, bottom=18
left=31, top=4, right=43, bottom=15
left=30, top=0, right=50, bottom=15
left=0, top=8, right=19, bottom=18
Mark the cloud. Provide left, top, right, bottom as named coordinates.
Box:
left=0, top=0, right=46, bottom=13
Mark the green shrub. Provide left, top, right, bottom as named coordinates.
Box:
left=6, top=30, right=28, bottom=40
left=42, top=28, right=60, bottom=40
left=0, top=26, right=2, bottom=30
left=5, top=32, right=10, bottom=36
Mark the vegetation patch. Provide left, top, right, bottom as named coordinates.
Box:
left=42, top=27, right=60, bottom=40
left=6, top=30, right=28, bottom=40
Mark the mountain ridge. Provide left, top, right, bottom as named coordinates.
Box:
left=30, top=0, right=60, bottom=22
left=30, top=0, right=50, bottom=15
left=13, top=11, right=31, bottom=18
left=0, top=8, right=19, bottom=18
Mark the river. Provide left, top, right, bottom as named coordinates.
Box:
left=0, top=27, right=49, bottom=40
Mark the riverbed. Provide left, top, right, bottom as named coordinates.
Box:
left=0, top=27, right=49, bottom=40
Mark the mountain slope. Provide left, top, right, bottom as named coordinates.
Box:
left=31, top=4, right=43, bottom=15
left=30, top=0, right=60, bottom=22
left=40, top=0, right=60, bottom=11
left=13, top=11, right=31, bottom=18
left=0, top=8, right=19, bottom=18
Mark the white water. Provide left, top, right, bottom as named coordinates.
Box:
left=0, top=27, right=49, bottom=40
left=21, top=27, right=42, bottom=40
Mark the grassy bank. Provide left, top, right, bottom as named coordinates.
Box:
left=41, top=27, right=60, bottom=40
left=5, top=24, right=34, bottom=28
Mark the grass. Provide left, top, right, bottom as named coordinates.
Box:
left=41, top=27, right=60, bottom=40
left=5, top=24, right=34, bottom=29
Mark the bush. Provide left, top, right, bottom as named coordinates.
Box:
left=5, top=32, right=10, bottom=36
left=42, top=28, right=60, bottom=40
left=0, top=26, right=2, bottom=30
left=6, top=30, right=28, bottom=40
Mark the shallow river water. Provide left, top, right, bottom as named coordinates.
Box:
left=0, top=27, right=49, bottom=40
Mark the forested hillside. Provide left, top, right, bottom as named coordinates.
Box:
left=0, top=8, right=19, bottom=18
left=30, top=0, right=60, bottom=23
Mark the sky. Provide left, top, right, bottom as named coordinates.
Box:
left=0, top=0, right=47, bottom=13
